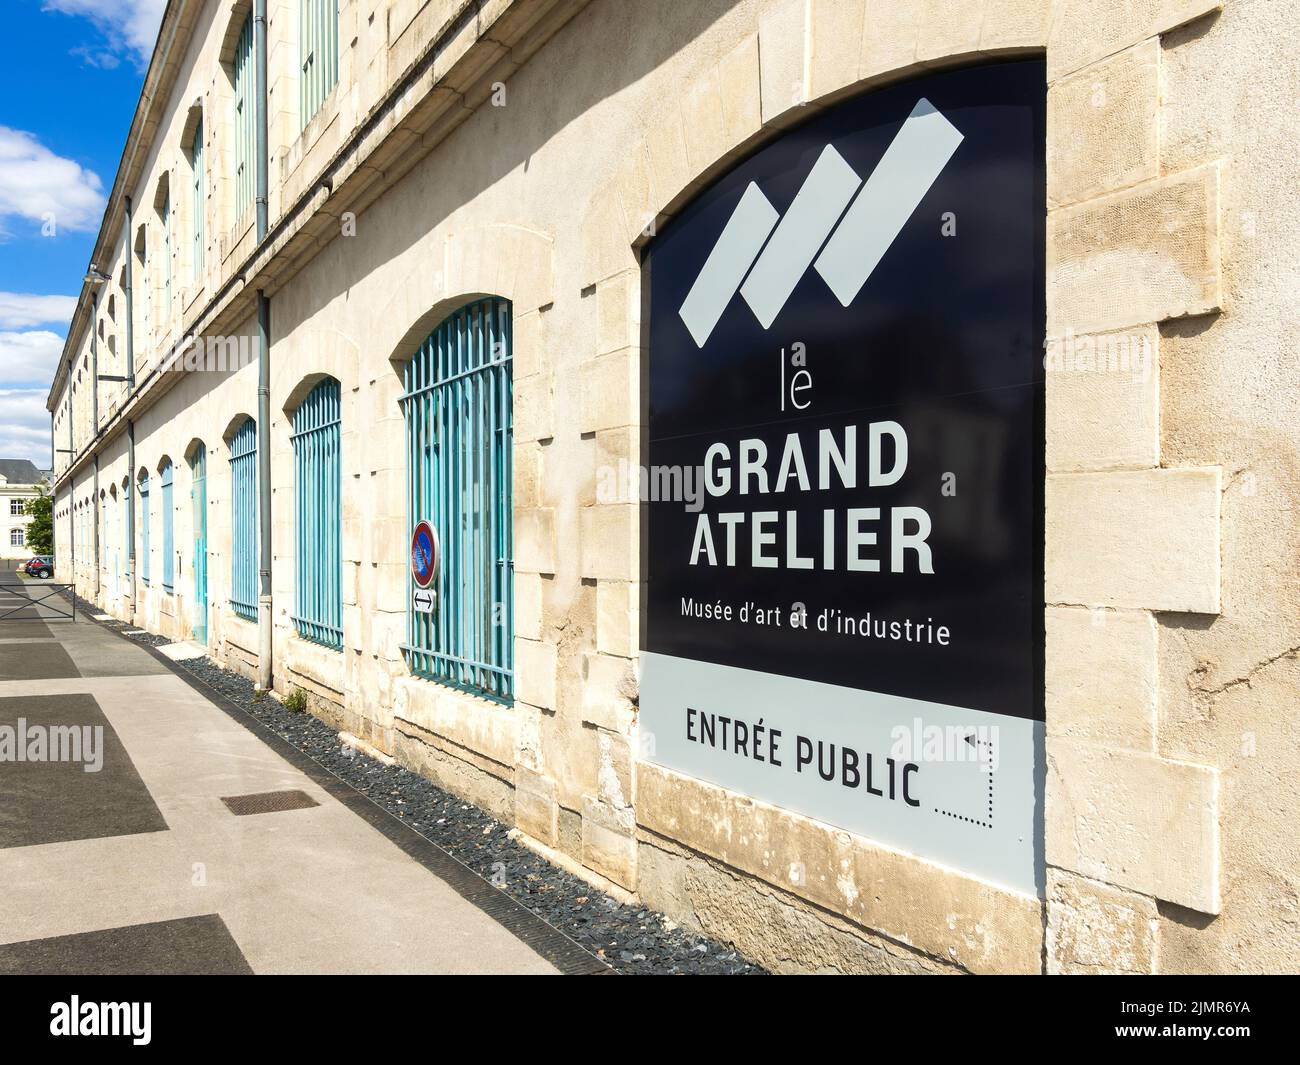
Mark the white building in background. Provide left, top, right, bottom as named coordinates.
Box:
left=0, top=460, right=45, bottom=560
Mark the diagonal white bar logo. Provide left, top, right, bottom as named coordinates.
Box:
left=677, top=97, right=964, bottom=347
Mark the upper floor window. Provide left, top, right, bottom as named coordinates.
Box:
left=291, top=378, right=342, bottom=649
left=9, top=499, right=23, bottom=516
left=300, top=0, right=338, bottom=129
left=191, top=118, right=205, bottom=281
left=160, top=190, right=173, bottom=319
left=233, top=13, right=255, bottom=219
left=401, top=298, right=514, bottom=704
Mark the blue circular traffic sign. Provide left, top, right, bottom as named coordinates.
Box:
left=411, top=521, right=438, bottom=588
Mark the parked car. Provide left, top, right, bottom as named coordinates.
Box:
left=23, top=556, right=54, bottom=579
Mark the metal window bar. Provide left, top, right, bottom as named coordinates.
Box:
left=160, top=462, right=175, bottom=593
left=400, top=297, right=514, bottom=704
left=291, top=377, right=343, bottom=649
left=299, top=0, right=338, bottom=129
left=191, top=118, right=204, bottom=281
left=230, top=419, right=258, bottom=621
left=140, top=475, right=150, bottom=585
left=233, top=14, right=254, bottom=219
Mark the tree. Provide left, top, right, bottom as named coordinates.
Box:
left=24, top=484, right=53, bottom=557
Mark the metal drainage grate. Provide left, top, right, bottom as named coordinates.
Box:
left=220, top=789, right=320, bottom=816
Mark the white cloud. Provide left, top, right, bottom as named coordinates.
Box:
left=0, top=127, right=106, bottom=235
left=43, top=0, right=166, bottom=69
left=0, top=389, right=53, bottom=467
left=0, top=331, right=65, bottom=387
left=0, top=292, right=77, bottom=329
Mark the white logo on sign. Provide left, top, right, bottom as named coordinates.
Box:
left=678, top=98, right=964, bottom=348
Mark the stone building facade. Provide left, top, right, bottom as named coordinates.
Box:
left=46, top=0, right=1299, bottom=974
left=1, top=460, right=46, bottom=560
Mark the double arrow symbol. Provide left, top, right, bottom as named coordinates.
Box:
left=678, top=97, right=964, bottom=348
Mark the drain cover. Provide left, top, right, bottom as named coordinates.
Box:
left=220, top=789, right=320, bottom=816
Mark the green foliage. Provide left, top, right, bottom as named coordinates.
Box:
left=283, top=688, right=309, bottom=714
left=24, top=485, right=54, bottom=557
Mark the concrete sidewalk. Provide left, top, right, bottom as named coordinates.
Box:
left=0, top=575, right=582, bottom=975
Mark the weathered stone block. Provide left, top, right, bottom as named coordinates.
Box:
left=596, top=271, right=640, bottom=358
left=1048, top=162, right=1223, bottom=335
left=637, top=763, right=1043, bottom=973
left=808, top=0, right=866, bottom=102
left=1049, top=39, right=1161, bottom=208
left=579, top=503, right=638, bottom=581
left=1046, top=324, right=1159, bottom=471
left=1046, top=467, right=1221, bottom=612
left=515, top=572, right=543, bottom=641
left=596, top=579, right=638, bottom=657
left=859, top=0, right=920, bottom=80
left=514, top=765, right=559, bottom=847
left=760, top=0, right=809, bottom=126
left=514, top=636, right=557, bottom=711
left=1047, top=738, right=1221, bottom=913
left=916, top=0, right=986, bottom=64
left=1046, top=606, right=1157, bottom=750
left=581, top=650, right=637, bottom=733
left=718, top=34, right=762, bottom=152
left=578, top=349, right=639, bottom=434
left=581, top=795, right=637, bottom=889
left=980, top=0, right=1053, bottom=50
left=1047, top=869, right=1159, bottom=974
left=513, top=506, right=556, bottom=575
left=1048, top=0, right=1223, bottom=80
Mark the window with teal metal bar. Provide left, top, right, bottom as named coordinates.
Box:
left=299, top=0, right=338, bottom=129
left=139, top=473, right=150, bottom=585
left=232, top=14, right=255, bottom=219
left=230, top=418, right=258, bottom=621
left=291, top=377, right=343, bottom=649
left=401, top=297, right=514, bottom=704
left=160, top=461, right=175, bottom=592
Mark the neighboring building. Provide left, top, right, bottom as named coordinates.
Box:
left=0, top=459, right=45, bottom=560
left=45, top=0, right=1300, bottom=974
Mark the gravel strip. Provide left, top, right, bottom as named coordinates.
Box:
left=80, top=600, right=764, bottom=975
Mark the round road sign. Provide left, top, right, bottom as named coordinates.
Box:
left=411, top=521, right=438, bottom=589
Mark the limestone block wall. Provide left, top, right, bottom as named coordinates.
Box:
left=48, top=0, right=1298, bottom=975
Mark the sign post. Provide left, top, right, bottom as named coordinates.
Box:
left=410, top=520, right=438, bottom=614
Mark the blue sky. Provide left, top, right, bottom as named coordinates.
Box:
left=0, top=1, right=162, bottom=469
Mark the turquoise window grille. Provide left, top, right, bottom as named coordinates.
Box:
left=291, top=378, right=343, bottom=648
left=140, top=474, right=150, bottom=585
left=230, top=419, right=258, bottom=621
left=401, top=297, right=514, bottom=704
left=232, top=14, right=255, bottom=218
left=160, top=461, right=175, bottom=593
left=299, top=0, right=338, bottom=129
left=191, top=118, right=205, bottom=280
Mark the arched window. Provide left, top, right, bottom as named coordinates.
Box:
left=160, top=460, right=175, bottom=592
left=300, top=0, right=338, bottom=127
left=291, top=378, right=342, bottom=648
left=139, top=472, right=150, bottom=585
left=232, top=13, right=255, bottom=218
left=191, top=118, right=205, bottom=280
left=229, top=418, right=258, bottom=621
left=401, top=297, right=514, bottom=703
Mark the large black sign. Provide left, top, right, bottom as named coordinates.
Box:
left=641, top=60, right=1045, bottom=893
left=646, top=59, right=1044, bottom=720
